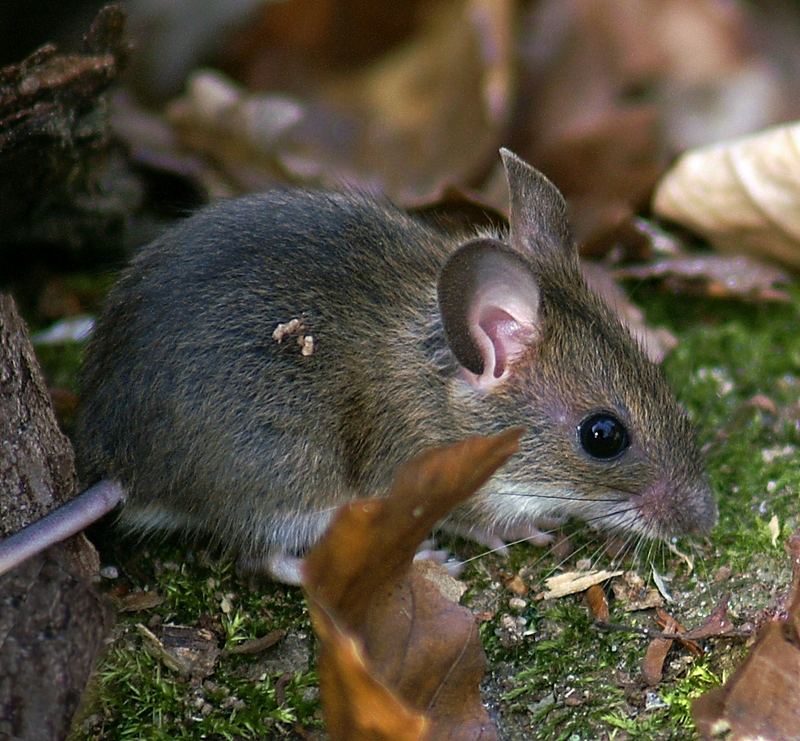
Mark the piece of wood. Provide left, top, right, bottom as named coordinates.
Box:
left=0, top=293, right=113, bottom=740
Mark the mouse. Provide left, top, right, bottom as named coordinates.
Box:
left=0, top=149, right=717, bottom=583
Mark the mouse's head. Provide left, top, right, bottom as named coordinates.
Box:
left=437, top=149, right=716, bottom=541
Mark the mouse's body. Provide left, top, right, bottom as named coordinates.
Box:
left=77, top=187, right=469, bottom=577
left=30, top=150, right=715, bottom=583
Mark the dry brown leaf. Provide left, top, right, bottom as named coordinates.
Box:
left=308, top=608, right=428, bottom=741
left=692, top=535, right=800, bottom=738
left=302, top=0, right=514, bottom=204
left=514, top=0, right=666, bottom=244
left=504, top=574, right=528, bottom=597
left=586, top=584, right=610, bottom=623
left=681, top=597, right=734, bottom=641
left=643, top=605, right=714, bottom=688
left=655, top=608, right=701, bottom=657
left=303, top=430, right=522, bottom=741
left=653, top=121, right=800, bottom=270
left=224, top=629, right=286, bottom=657
left=614, top=254, right=791, bottom=302
left=174, top=0, right=513, bottom=205
left=114, top=589, right=164, bottom=613
left=642, top=608, right=698, bottom=686
left=642, top=633, right=673, bottom=687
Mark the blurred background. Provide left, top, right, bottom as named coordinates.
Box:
left=1, top=0, right=799, bottom=339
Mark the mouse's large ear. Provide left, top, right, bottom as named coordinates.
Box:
left=500, top=148, right=573, bottom=256
left=438, top=238, right=541, bottom=391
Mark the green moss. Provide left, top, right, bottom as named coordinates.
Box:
left=73, top=542, right=321, bottom=738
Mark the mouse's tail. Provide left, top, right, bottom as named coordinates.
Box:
left=0, top=479, right=124, bottom=576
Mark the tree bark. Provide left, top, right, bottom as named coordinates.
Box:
left=0, top=293, right=113, bottom=741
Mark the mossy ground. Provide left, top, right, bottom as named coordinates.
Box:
left=33, top=283, right=799, bottom=740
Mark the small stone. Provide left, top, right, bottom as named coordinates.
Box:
left=508, top=597, right=528, bottom=611
left=99, top=565, right=118, bottom=579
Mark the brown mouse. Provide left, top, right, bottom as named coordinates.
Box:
left=0, top=149, right=716, bottom=582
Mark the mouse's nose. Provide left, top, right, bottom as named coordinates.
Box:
left=637, top=477, right=717, bottom=537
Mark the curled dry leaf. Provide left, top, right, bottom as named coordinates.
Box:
left=224, top=629, right=286, bottom=657
left=642, top=633, right=673, bottom=687
left=614, top=254, right=791, bottom=302
left=308, top=596, right=428, bottom=741
left=652, top=121, right=800, bottom=271
left=585, top=584, right=609, bottom=623
left=681, top=596, right=735, bottom=641
left=655, top=608, right=701, bottom=657
left=643, top=606, right=712, bottom=688
left=303, top=429, right=522, bottom=741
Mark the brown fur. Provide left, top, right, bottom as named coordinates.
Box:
left=75, top=152, right=716, bottom=575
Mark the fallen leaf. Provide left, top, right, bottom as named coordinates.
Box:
left=504, top=574, right=528, bottom=597
left=655, top=608, right=701, bottom=657
left=303, top=430, right=522, bottom=740
left=308, top=609, right=428, bottom=741
left=643, top=608, right=701, bottom=686
left=614, top=254, right=791, bottom=302
left=302, top=0, right=514, bottom=204
left=788, top=532, right=800, bottom=594
left=692, top=534, right=800, bottom=738
left=513, top=0, right=666, bottom=244
left=413, top=559, right=468, bottom=605
left=536, top=569, right=624, bottom=601
left=225, top=629, right=286, bottom=656
left=642, top=633, right=673, bottom=687
left=651, top=568, right=674, bottom=603
left=586, top=585, right=610, bottom=623
left=171, top=0, right=513, bottom=205
left=681, top=597, right=735, bottom=641
left=652, top=121, right=800, bottom=271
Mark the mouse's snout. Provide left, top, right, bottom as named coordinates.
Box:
left=637, top=478, right=718, bottom=538
left=680, top=483, right=718, bottom=536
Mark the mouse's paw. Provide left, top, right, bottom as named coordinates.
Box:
left=237, top=551, right=305, bottom=586
left=438, top=522, right=511, bottom=556
left=496, top=523, right=555, bottom=547
left=440, top=521, right=555, bottom=555
left=414, top=540, right=463, bottom=577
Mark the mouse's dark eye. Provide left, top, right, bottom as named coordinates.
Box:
left=578, top=412, right=629, bottom=460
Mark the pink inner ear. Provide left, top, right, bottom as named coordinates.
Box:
left=478, top=307, right=528, bottom=378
